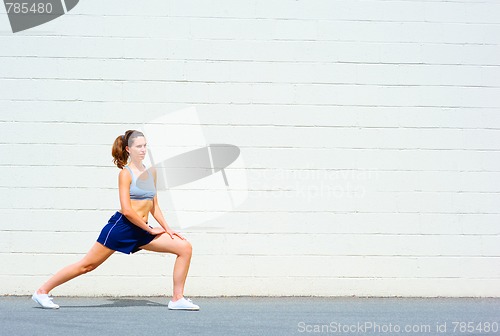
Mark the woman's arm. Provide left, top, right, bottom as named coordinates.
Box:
left=149, top=167, right=185, bottom=239
left=118, top=168, right=155, bottom=233
left=150, top=195, right=170, bottom=230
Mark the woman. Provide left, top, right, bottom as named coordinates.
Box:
left=32, top=130, right=199, bottom=310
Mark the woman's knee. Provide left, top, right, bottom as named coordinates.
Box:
left=179, top=240, right=192, bottom=257
left=78, top=261, right=99, bottom=274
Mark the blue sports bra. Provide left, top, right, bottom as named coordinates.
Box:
left=124, top=164, right=156, bottom=200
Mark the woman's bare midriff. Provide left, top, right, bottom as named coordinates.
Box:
left=119, top=199, right=153, bottom=222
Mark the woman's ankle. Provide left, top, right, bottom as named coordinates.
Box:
left=172, top=294, right=184, bottom=301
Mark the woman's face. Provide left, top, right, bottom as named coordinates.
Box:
left=126, top=136, right=147, bottom=161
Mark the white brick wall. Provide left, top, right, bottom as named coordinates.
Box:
left=0, top=0, right=499, bottom=297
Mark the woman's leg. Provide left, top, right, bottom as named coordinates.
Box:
left=37, top=242, right=115, bottom=294
left=139, top=235, right=193, bottom=301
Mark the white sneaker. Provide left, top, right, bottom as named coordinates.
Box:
left=32, top=292, right=60, bottom=309
left=168, top=297, right=199, bottom=310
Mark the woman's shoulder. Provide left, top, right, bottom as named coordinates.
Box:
left=119, top=166, right=132, bottom=179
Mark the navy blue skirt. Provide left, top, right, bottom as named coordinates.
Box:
left=97, top=211, right=158, bottom=254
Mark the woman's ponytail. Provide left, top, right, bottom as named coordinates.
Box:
left=112, top=134, right=128, bottom=169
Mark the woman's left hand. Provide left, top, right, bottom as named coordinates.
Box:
left=165, top=228, right=186, bottom=240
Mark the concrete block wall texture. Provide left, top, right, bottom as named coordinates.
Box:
left=1, top=0, right=499, bottom=297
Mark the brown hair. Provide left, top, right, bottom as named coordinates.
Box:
left=111, top=130, right=145, bottom=169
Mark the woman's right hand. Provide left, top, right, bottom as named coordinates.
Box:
left=149, top=227, right=166, bottom=235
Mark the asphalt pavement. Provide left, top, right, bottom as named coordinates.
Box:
left=1, top=296, right=499, bottom=336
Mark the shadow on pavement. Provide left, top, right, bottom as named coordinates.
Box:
left=60, top=298, right=168, bottom=309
